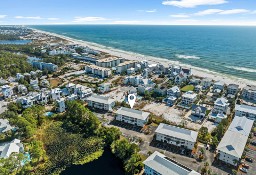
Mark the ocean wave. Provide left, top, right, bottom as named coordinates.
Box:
left=175, top=54, right=200, bottom=60
left=226, top=66, right=256, bottom=73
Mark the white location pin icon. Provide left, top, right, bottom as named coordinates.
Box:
left=128, top=94, right=136, bottom=109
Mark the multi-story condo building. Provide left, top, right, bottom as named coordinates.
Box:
left=85, top=65, right=112, bottom=78
left=86, top=94, right=115, bottom=111
left=155, top=123, right=198, bottom=150
left=217, top=116, right=254, bottom=166
left=96, top=57, right=125, bottom=68
left=143, top=151, right=200, bottom=175
left=235, top=104, right=256, bottom=120
left=116, top=60, right=138, bottom=74
left=32, top=61, right=58, bottom=72
left=115, top=107, right=150, bottom=127
left=242, top=85, right=256, bottom=101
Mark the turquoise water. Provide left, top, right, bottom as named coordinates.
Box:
left=44, top=112, right=54, bottom=117
left=30, top=25, right=256, bottom=81
left=0, top=40, right=31, bottom=45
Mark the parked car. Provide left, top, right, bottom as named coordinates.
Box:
left=254, top=132, right=256, bottom=136
left=240, top=167, right=248, bottom=173
left=251, top=141, right=256, bottom=146
left=242, top=163, right=250, bottom=169
left=245, top=157, right=254, bottom=163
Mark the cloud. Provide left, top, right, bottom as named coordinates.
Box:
left=252, top=10, right=256, bottom=14
left=138, top=9, right=157, bottom=13
left=15, top=16, right=43, bottom=19
left=170, top=14, right=190, bottom=18
left=194, top=9, right=223, bottom=16
left=162, top=0, right=227, bottom=8
left=218, top=9, right=250, bottom=15
left=0, top=15, right=7, bottom=19
left=47, top=18, right=60, bottom=20
left=73, top=17, right=107, bottom=23
left=112, top=20, right=142, bottom=24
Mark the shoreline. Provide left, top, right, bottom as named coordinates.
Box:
left=30, top=28, right=256, bottom=88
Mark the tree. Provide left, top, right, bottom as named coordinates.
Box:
left=124, top=153, right=143, bottom=175
left=211, top=136, right=219, bottom=149
left=30, top=140, right=46, bottom=163
left=99, top=127, right=121, bottom=145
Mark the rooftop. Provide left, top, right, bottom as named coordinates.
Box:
left=143, top=151, right=200, bottom=175
left=97, top=57, right=123, bottom=63
left=155, top=123, right=198, bottom=142
left=115, top=107, right=150, bottom=120
left=228, top=116, right=254, bottom=136
left=117, top=60, right=137, bottom=67
left=215, top=97, right=228, bottom=106
left=235, top=104, right=256, bottom=115
left=86, top=94, right=115, bottom=104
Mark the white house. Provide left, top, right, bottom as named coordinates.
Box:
left=143, top=151, right=200, bottom=175
left=235, top=104, right=256, bottom=120
left=213, top=81, right=225, bottom=91
left=181, top=91, right=197, bottom=106
left=56, top=98, right=66, bottom=113
left=86, top=94, right=115, bottom=111
left=155, top=123, right=198, bottom=150
left=98, top=83, right=111, bottom=93
left=30, top=79, right=40, bottom=90
left=191, top=104, right=207, bottom=118
left=18, top=85, right=28, bottom=95
left=0, top=139, right=24, bottom=158
left=227, top=84, right=239, bottom=95
left=0, top=119, right=13, bottom=133
left=50, top=88, right=62, bottom=101
left=217, top=116, right=254, bottom=166
left=201, top=78, right=212, bottom=90
left=242, top=85, right=256, bottom=101
left=209, top=97, right=229, bottom=123
left=167, top=86, right=180, bottom=97
left=115, top=107, right=150, bottom=127
left=1, top=85, right=13, bottom=98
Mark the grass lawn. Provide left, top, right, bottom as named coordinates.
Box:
left=181, top=85, right=194, bottom=92
left=50, top=78, right=62, bottom=88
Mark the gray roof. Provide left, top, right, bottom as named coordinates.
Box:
left=0, top=139, right=24, bottom=158
left=215, top=97, right=228, bottom=106
left=235, top=104, right=256, bottom=115
left=0, top=119, right=13, bottom=133
left=86, top=94, right=115, bottom=104
left=228, top=84, right=239, bottom=89
left=143, top=151, right=200, bottom=175
left=217, top=130, right=248, bottom=158
left=115, top=107, right=150, bottom=120
left=191, top=104, right=207, bottom=114
left=228, top=116, right=254, bottom=136
left=155, top=123, right=198, bottom=142
left=243, top=85, right=256, bottom=91
left=217, top=116, right=254, bottom=158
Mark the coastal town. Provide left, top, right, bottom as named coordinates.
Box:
left=0, top=26, right=256, bottom=175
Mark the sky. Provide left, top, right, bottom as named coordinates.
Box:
left=1, top=0, right=256, bottom=25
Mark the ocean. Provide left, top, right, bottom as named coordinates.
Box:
left=30, top=25, right=256, bottom=81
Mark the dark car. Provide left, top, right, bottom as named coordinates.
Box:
left=251, top=141, right=256, bottom=146
left=245, top=157, right=253, bottom=163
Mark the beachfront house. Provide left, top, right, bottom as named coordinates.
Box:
left=0, top=139, right=24, bottom=158
left=143, top=151, right=200, bottom=175
left=216, top=116, right=254, bottom=166
left=155, top=123, right=198, bottom=150
left=201, top=78, right=213, bottom=90
left=86, top=94, right=115, bottom=111
left=213, top=81, right=225, bottom=91
left=227, top=84, right=239, bottom=95
left=85, top=64, right=112, bottom=78
left=181, top=91, right=197, bottom=106
left=209, top=97, right=229, bottom=123
left=242, top=85, right=256, bottom=101
left=1, top=85, right=13, bottom=98
left=191, top=104, right=207, bottom=118
left=235, top=104, right=256, bottom=120
left=115, top=107, right=150, bottom=127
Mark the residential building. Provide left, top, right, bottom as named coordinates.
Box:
left=201, top=78, right=212, bottom=90
left=213, top=81, right=225, bottom=91
left=191, top=104, right=207, bottom=118
left=143, top=151, right=200, bottom=175
left=32, top=61, right=58, bottom=72
left=217, top=116, right=254, bottom=166
left=0, top=139, right=24, bottom=158
left=86, top=94, right=115, bottom=111
left=242, top=85, right=256, bottom=101
left=96, top=57, right=125, bottom=68
left=98, top=83, right=111, bottom=93
left=50, top=88, right=61, bottom=101
left=209, top=97, right=229, bottom=123
left=0, top=119, right=13, bottom=133
left=235, top=104, right=256, bottom=120
left=85, top=64, right=112, bottom=78
left=115, top=107, right=150, bottom=127
left=30, top=79, right=40, bottom=90
left=194, top=85, right=202, bottom=92
left=155, top=123, right=198, bottom=150
left=181, top=91, right=197, bottom=105
left=18, top=85, right=28, bottom=95
left=116, top=60, right=138, bottom=74
left=1, top=85, right=13, bottom=98
left=227, top=84, right=239, bottom=95
left=16, top=73, right=24, bottom=80
left=167, top=86, right=180, bottom=97
left=166, top=96, right=177, bottom=106
left=56, top=98, right=66, bottom=113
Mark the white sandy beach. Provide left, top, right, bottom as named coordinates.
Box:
left=32, top=28, right=256, bottom=88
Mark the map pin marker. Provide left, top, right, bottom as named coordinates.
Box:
left=128, top=94, right=136, bottom=109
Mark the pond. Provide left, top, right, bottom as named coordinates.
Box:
left=0, top=40, right=31, bottom=45
left=61, top=148, right=125, bottom=175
